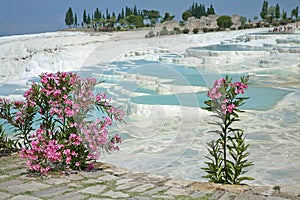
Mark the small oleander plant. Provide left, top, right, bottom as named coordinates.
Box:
left=202, top=75, right=254, bottom=184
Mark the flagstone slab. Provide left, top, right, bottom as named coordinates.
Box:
left=5, top=181, right=50, bottom=194
left=10, top=195, right=42, bottom=200
left=0, top=191, right=11, bottom=200
left=116, top=181, right=142, bottom=190
left=128, top=183, right=156, bottom=193
left=51, top=192, right=87, bottom=200
left=79, top=185, right=106, bottom=195
left=102, top=190, right=130, bottom=198
left=165, top=188, right=191, bottom=196
left=33, top=186, right=72, bottom=198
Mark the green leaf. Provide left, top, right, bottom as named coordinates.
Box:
left=237, top=176, right=255, bottom=181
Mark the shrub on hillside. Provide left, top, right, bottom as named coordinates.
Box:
left=193, top=28, right=199, bottom=34
left=217, top=15, right=233, bottom=29
left=173, top=27, right=181, bottom=34
left=145, top=31, right=155, bottom=38
left=203, top=27, right=218, bottom=33
left=160, top=27, right=169, bottom=36
left=182, top=28, right=189, bottom=34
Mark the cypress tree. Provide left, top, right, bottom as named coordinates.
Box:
left=83, top=9, right=87, bottom=25
left=275, top=4, right=280, bottom=20
left=94, top=8, right=101, bottom=20
left=294, top=6, right=299, bottom=20
left=65, top=7, right=74, bottom=27
left=260, top=0, right=268, bottom=20
left=87, top=14, right=91, bottom=25
left=133, top=5, right=138, bottom=16
left=125, top=6, right=132, bottom=17
left=121, top=8, right=125, bottom=19
left=74, top=13, right=77, bottom=27
left=282, top=9, right=287, bottom=20
left=187, top=3, right=207, bottom=19
left=207, top=5, right=215, bottom=15
left=106, top=8, right=110, bottom=19
left=117, top=13, right=122, bottom=22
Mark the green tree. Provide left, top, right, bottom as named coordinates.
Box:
left=117, top=13, right=122, bottom=22
left=87, top=14, right=91, bottom=26
left=187, top=2, right=207, bottom=18
left=149, top=10, right=161, bottom=26
left=282, top=10, right=287, bottom=20
left=275, top=4, right=281, bottom=20
left=143, top=10, right=160, bottom=26
left=292, top=6, right=299, bottom=20
left=65, top=7, right=74, bottom=27
left=94, top=8, right=101, bottom=20
left=121, top=8, right=125, bottom=19
left=217, top=15, right=233, bottom=29
left=142, top=9, right=148, bottom=19
left=83, top=9, right=87, bottom=25
left=99, top=17, right=106, bottom=27
left=161, top=12, right=175, bottom=23
left=125, top=6, right=132, bottom=17
left=74, top=13, right=78, bottom=27
left=108, top=15, right=116, bottom=27
left=126, top=14, right=144, bottom=28
left=260, top=0, right=268, bottom=20
left=268, top=6, right=276, bottom=23
left=119, top=18, right=127, bottom=27
left=133, top=5, right=138, bottom=16
left=182, top=11, right=192, bottom=21
left=253, top=16, right=259, bottom=21
left=240, top=16, right=247, bottom=25
left=207, top=4, right=215, bottom=15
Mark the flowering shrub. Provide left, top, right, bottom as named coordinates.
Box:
left=202, top=75, right=254, bottom=184
left=0, top=72, right=124, bottom=174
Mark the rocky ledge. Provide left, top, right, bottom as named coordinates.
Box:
left=0, top=155, right=299, bottom=200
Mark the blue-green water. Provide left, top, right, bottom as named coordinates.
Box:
left=92, top=59, right=290, bottom=111
left=130, top=87, right=290, bottom=111
left=189, top=44, right=267, bottom=51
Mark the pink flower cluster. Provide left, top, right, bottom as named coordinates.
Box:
left=78, top=115, right=122, bottom=160
left=20, top=128, right=64, bottom=174
left=207, top=77, right=248, bottom=115
left=16, top=72, right=124, bottom=174
left=233, top=82, right=248, bottom=94
left=207, top=78, right=225, bottom=100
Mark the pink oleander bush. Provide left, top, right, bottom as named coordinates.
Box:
left=202, top=75, right=254, bottom=184
left=0, top=72, right=124, bottom=174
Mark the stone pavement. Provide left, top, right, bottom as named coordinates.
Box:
left=0, top=154, right=299, bottom=200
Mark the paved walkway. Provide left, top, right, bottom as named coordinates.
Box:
left=0, top=154, right=299, bottom=200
